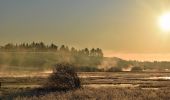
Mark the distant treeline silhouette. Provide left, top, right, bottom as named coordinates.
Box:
left=0, top=42, right=103, bottom=56
left=0, top=42, right=58, bottom=52
left=0, top=42, right=103, bottom=71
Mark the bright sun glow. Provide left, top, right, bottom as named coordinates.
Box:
left=159, top=12, right=170, bottom=32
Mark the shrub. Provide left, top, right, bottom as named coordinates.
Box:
left=107, top=67, right=122, bottom=72
left=76, top=66, right=99, bottom=72
left=45, top=63, right=81, bottom=90
left=131, top=66, right=143, bottom=72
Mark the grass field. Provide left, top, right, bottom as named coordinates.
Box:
left=1, top=72, right=170, bottom=100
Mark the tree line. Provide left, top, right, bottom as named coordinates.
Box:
left=0, top=42, right=103, bottom=70
left=0, top=42, right=103, bottom=57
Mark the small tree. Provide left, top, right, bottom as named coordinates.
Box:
left=45, top=63, right=81, bottom=90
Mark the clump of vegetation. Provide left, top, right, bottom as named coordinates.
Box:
left=107, top=67, right=122, bottom=72
left=131, top=66, right=143, bottom=72
left=44, top=63, right=81, bottom=90
left=76, top=66, right=99, bottom=72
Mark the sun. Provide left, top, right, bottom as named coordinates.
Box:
left=159, top=12, right=170, bottom=32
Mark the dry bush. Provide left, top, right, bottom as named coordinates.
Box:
left=131, top=66, right=143, bottom=72
left=107, top=67, right=122, bottom=72
left=44, top=63, right=81, bottom=90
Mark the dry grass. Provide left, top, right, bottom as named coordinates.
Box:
left=1, top=72, right=170, bottom=100
left=14, top=87, right=170, bottom=100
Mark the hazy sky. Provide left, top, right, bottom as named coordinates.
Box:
left=1, top=0, right=170, bottom=60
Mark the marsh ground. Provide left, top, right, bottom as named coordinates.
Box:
left=0, top=72, right=170, bottom=100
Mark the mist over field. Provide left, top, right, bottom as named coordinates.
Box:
left=0, top=42, right=170, bottom=74
left=0, top=42, right=103, bottom=73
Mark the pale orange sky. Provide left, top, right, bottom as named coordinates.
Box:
left=104, top=50, right=170, bottom=61
left=1, top=0, right=170, bottom=61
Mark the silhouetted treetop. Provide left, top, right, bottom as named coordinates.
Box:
left=0, top=42, right=103, bottom=58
